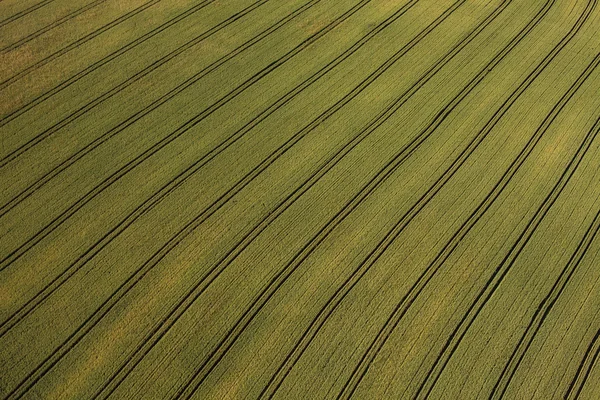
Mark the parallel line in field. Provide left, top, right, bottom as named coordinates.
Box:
left=91, top=1, right=500, bottom=397
left=1, top=1, right=375, bottom=397
left=0, top=0, right=238, bottom=169
left=0, top=0, right=272, bottom=213
left=166, top=1, right=527, bottom=398
left=566, top=315, right=600, bottom=399
left=416, top=51, right=600, bottom=400
left=261, top=0, right=560, bottom=396
left=0, top=0, right=321, bottom=339
left=1, top=0, right=109, bottom=53
left=415, top=19, right=600, bottom=400
left=338, top=1, right=597, bottom=397
left=491, top=119, right=600, bottom=399
left=3, top=0, right=597, bottom=399
left=1, top=0, right=397, bottom=347
left=0, top=0, right=217, bottom=126
left=0, top=0, right=54, bottom=28
left=0, top=0, right=362, bottom=272
left=1, top=0, right=416, bottom=379
left=0, top=0, right=161, bottom=91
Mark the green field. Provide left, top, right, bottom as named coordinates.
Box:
left=1, top=0, right=600, bottom=398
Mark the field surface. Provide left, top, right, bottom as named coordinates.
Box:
left=1, top=0, right=600, bottom=398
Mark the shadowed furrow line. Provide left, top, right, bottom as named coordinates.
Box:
left=0, top=0, right=272, bottom=213
left=1, top=0, right=110, bottom=53
left=416, top=30, right=600, bottom=400
left=80, top=0, right=438, bottom=397
left=338, top=1, right=596, bottom=398
left=0, top=0, right=323, bottom=335
left=0, top=0, right=217, bottom=126
left=173, top=1, right=533, bottom=398
left=262, top=0, right=560, bottom=397
left=417, top=51, right=600, bottom=400
left=0, top=0, right=412, bottom=347
left=491, top=117, right=600, bottom=399
left=0, top=0, right=161, bottom=91
left=0, top=0, right=54, bottom=28
left=0, top=0, right=365, bottom=273
left=566, top=310, right=600, bottom=399
left=0, top=0, right=256, bottom=170
left=2, top=0, right=416, bottom=380
left=92, top=0, right=508, bottom=397
left=1, top=1, right=376, bottom=398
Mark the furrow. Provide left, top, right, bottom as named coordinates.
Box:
left=416, top=24, right=600, bottom=400
left=0, top=0, right=161, bottom=91
left=261, top=0, right=561, bottom=396
left=169, top=2, right=519, bottom=399
left=0, top=0, right=321, bottom=335
left=0, top=0, right=366, bottom=272
left=0, top=0, right=216, bottom=126
left=339, top=1, right=597, bottom=398
left=0, top=0, right=275, bottom=216
left=0, top=0, right=261, bottom=169
left=97, top=0, right=502, bottom=397
left=566, top=321, right=600, bottom=399
left=0, top=0, right=54, bottom=29
left=491, top=119, right=600, bottom=399
left=1, top=1, right=376, bottom=398
left=1, top=0, right=109, bottom=53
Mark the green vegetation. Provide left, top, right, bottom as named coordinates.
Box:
left=1, top=0, right=600, bottom=398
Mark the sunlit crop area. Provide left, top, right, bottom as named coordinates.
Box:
left=1, top=0, right=599, bottom=398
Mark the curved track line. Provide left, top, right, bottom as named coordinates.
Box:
left=172, top=1, right=540, bottom=398
left=1, top=1, right=376, bottom=398
left=96, top=1, right=511, bottom=398
left=567, top=315, right=600, bottom=399
left=0, top=0, right=277, bottom=215
left=415, top=51, right=600, bottom=400
left=0, top=0, right=417, bottom=343
left=59, top=0, right=432, bottom=397
left=337, top=1, right=597, bottom=398
left=0, top=0, right=314, bottom=218
left=1, top=0, right=109, bottom=53
left=0, top=0, right=161, bottom=91
left=0, top=0, right=54, bottom=29
left=259, top=0, right=562, bottom=397
left=0, top=0, right=264, bottom=170
left=492, top=119, right=600, bottom=399
left=0, top=0, right=325, bottom=335
left=0, top=0, right=217, bottom=126
left=0, top=0, right=366, bottom=272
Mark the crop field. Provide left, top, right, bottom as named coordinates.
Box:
left=1, top=0, right=600, bottom=398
